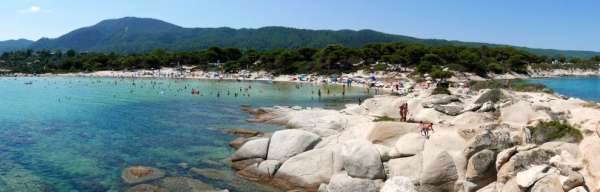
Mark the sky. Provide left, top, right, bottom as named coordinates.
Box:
left=1, top=0, right=599, bottom=51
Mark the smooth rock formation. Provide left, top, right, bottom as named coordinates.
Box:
left=529, top=174, right=563, bottom=192
left=231, top=138, right=269, bottom=161
left=434, top=104, right=464, bottom=116
left=267, top=129, right=321, bottom=161
left=515, top=165, right=556, bottom=188
left=341, top=139, right=386, bottom=179
left=466, top=149, right=496, bottom=184
left=419, top=151, right=458, bottom=192
left=121, top=166, right=165, bottom=184
left=380, top=176, right=417, bottom=192
left=273, top=147, right=340, bottom=190
left=326, top=173, right=383, bottom=192
left=388, top=154, right=423, bottom=182
left=394, top=133, right=425, bottom=156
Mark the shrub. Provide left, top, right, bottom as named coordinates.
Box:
left=374, top=116, right=396, bottom=122
left=528, top=121, right=583, bottom=144
left=475, top=89, right=503, bottom=104
left=432, top=82, right=451, bottom=95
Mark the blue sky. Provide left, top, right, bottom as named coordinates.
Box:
left=2, top=0, right=599, bottom=51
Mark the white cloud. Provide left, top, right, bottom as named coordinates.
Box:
left=18, top=5, right=49, bottom=14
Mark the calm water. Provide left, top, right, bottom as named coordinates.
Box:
left=528, top=76, right=600, bottom=102
left=0, top=77, right=369, bottom=192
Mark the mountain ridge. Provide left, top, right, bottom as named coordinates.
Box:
left=1, top=17, right=597, bottom=58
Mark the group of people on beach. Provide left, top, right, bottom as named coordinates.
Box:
left=399, top=103, right=434, bottom=138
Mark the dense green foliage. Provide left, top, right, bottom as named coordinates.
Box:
left=432, top=82, right=451, bottom=95
left=470, top=79, right=553, bottom=93
left=3, top=17, right=597, bottom=59
left=1, top=41, right=552, bottom=75
left=528, top=121, right=583, bottom=143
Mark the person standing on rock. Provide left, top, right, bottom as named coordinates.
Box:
left=420, top=121, right=434, bottom=138
left=399, top=103, right=408, bottom=122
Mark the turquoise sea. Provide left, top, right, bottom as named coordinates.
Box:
left=0, top=77, right=369, bottom=192
left=528, top=76, right=600, bottom=102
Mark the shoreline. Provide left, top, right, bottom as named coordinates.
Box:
left=227, top=86, right=600, bottom=191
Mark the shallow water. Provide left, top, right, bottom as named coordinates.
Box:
left=528, top=76, right=600, bottom=101
left=0, top=77, right=370, bottom=192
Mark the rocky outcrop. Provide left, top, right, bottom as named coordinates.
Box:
left=466, top=149, right=496, bottom=185
left=267, top=129, right=321, bottom=161
left=419, top=151, right=459, bottom=192
left=326, top=173, right=384, bottom=192
left=341, top=140, right=386, bottom=179
left=434, top=104, right=464, bottom=116
left=231, top=138, right=269, bottom=161
left=380, top=176, right=417, bottom=192
left=272, top=147, right=340, bottom=190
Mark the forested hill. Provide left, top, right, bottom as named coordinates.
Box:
left=0, top=39, right=34, bottom=53
left=12, top=17, right=600, bottom=58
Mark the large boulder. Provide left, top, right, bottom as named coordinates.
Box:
left=121, top=166, right=165, bottom=184
left=464, top=125, right=518, bottom=159
left=434, top=104, right=464, bottom=116
left=341, top=139, right=386, bottom=179
left=388, top=154, right=423, bottom=182
left=231, top=138, right=269, bottom=161
left=267, top=129, right=321, bottom=161
left=562, top=170, right=585, bottom=191
left=272, top=147, right=341, bottom=190
left=237, top=160, right=281, bottom=181
left=466, top=149, right=496, bottom=185
left=394, top=133, right=426, bottom=156
left=419, top=151, right=458, bottom=192
left=495, top=146, right=518, bottom=171
left=326, top=173, right=383, bottom=192
left=499, top=178, right=522, bottom=192
left=423, top=94, right=460, bottom=107
left=367, top=122, right=417, bottom=144
left=580, top=136, right=600, bottom=191
left=500, top=101, right=551, bottom=127
left=380, top=176, right=417, bottom=192
left=497, top=147, right=556, bottom=183
left=515, top=165, right=558, bottom=188
left=529, top=174, right=563, bottom=192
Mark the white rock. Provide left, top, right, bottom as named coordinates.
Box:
left=267, top=129, right=321, bottom=161
left=273, top=146, right=341, bottom=190
left=393, top=133, right=425, bottom=156
left=515, top=165, right=557, bottom=188
left=380, top=176, right=417, bottom=192
left=326, top=173, right=383, bottom=192
left=341, top=139, right=386, bottom=179
left=231, top=138, right=269, bottom=161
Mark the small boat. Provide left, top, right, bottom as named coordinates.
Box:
left=24, top=82, right=33, bottom=85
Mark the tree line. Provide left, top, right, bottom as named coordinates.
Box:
left=1, top=42, right=599, bottom=76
